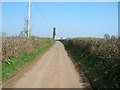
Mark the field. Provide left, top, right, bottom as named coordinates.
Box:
left=61, top=37, right=120, bottom=88
left=2, top=36, right=55, bottom=81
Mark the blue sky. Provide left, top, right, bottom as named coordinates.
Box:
left=2, top=2, right=118, bottom=38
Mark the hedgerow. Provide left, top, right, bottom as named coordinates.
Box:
left=61, top=38, right=120, bottom=88
left=2, top=36, right=54, bottom=61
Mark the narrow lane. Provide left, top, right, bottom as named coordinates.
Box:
left=4, top=41, right=90, bottom=88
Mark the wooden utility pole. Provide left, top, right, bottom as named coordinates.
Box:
left=27, top=0, right=31, bottom=38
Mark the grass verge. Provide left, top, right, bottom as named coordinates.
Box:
left=2, top=41, right=55, bottom=81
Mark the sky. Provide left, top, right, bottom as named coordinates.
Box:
left=1, top=0, right=119, bottom=2
left=2, top=2, right=118, bottom=39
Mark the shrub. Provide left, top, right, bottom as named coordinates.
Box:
left=62, top=37, right=120, bottom=88
left=2, top=36, right=54, bottom=61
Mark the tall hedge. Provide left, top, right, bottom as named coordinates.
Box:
left=63, top=38, right=120, bottom=88
left=2, top=36, right=54, bottom=61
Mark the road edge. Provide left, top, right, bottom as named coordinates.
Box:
left=2, top=41, right=56, bottom=88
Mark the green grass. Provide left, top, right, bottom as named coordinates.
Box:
left=2, top=41, right=55, bottom=81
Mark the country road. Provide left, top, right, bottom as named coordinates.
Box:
left=3, top=41, right=90, bottom=88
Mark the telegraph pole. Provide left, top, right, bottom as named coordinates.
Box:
left=27, top=0, right=31, bottom=38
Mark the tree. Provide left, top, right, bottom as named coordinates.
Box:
left=53, top=27, right=56, bottom=39
left=18, top=27, right=30, bottom=37
left=18, top=31, right=25, bottom=37
left=24, top=29, right=28, bottom=37
left=111, top=35, right=116, bottom=39
left=18, top=17, right=28, bottom=37
left=104, top=34, right=110, bottom=39
left=0, top=32, right=7, bottom=37
left=18, top=29, right=28, bottom=37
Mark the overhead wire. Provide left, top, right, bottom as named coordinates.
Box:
left=33, top=3, right=53, bottom=28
